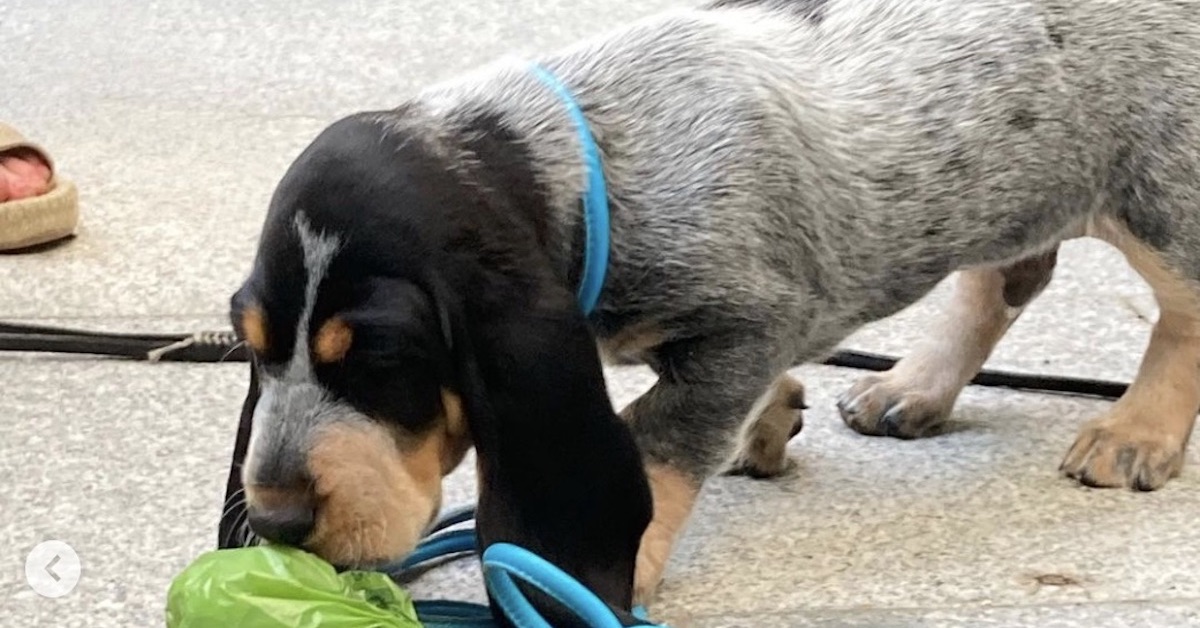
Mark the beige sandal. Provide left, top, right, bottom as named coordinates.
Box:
left=0, top=123, right=79, bottom=251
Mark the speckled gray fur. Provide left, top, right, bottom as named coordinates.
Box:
left=373, top=0, right=1200, bottom=480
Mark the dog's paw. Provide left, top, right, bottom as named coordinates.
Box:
left=726, top=375, right=805, bottom=478
left=725, top=435, right=797, bottom=478
left=837, top=373, right=953, bottom=439
left=1061, top=416, right=1186, bottom=491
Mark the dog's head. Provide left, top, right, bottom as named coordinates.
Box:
left=231, top=110, right=652, bottom=615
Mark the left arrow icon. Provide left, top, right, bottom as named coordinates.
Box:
left=25, top=540, right=81, bottom=598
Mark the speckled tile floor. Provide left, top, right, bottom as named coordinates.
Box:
left=3, top=1, right=1199, bottom=626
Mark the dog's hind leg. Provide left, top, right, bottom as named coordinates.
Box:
left=619, top=331, right=787, bottom=604
left=837, top=248, right=1059, bottom=439
left=725, top=373, right=807, bottom=478
left=1060, top=218, right=1200, bottom=490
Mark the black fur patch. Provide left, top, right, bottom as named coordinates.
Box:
left=450, top=108, right=599, bottom=300
left=1046, top=24, right=1065, bottom=48
left=1007, top=109, right=1037, bottom=131
left=1001, top=248, right=1058, bottom=308
left=922, top=215, right=949, bottom=238
left=454, top=111, right=554, bottom=251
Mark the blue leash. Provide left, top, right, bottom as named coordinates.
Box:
left=390, top=505, right=664, bottom=628
left=379, top=63, right=655, bottom=628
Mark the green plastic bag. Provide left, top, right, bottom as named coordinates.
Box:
left=165, top=545, right=423, bottom=628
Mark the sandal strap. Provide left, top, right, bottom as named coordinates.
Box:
left=0, top=177, right=79, bottom=250
left=0, top=122, right=56, bottom=177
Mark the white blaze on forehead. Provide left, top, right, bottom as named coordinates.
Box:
left=285, top=212, right=342, bottom=383
left=243, top=382, right=272, bottom=481
left=244, top=213, right=351, bottom=486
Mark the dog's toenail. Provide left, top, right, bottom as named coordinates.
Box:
left=789, top=395, right=808, bottom=411
left=880, top=407, right=905, bottom=436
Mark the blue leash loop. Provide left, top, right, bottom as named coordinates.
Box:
left=391, top=505, right=664, bottom=628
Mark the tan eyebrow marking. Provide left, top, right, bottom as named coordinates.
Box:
left=313, top=317, right=353, bottom=364
left=242, top=306, right=269, bottom=354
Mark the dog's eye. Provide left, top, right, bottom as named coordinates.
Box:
left=337, top=361, right=442, bottom=429
left=351, top=328, right=432, bottom=366
left=310, top=324, right=444, bottom=426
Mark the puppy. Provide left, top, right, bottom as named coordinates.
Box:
left=231, top=0, right=1200, bottom=616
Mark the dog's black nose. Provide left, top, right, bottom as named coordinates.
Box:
left=247, top=494, right=315, bottom=547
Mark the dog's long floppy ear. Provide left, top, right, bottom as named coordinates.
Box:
left=433, top=278, right=653, bottom=623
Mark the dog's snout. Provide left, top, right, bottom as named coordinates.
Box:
left=247, top=488, right=316, bottom=547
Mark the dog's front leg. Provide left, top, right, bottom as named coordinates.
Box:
left=619, top=334, right=785, bottom=604
left=1059, top=304, right=1200, bottom=490
left=1060, top=219, right=1200, bottom=490
left=837, top=248, right=1059, bottom=438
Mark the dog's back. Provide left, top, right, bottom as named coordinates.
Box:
left=415, top=0, right=1200, bottom=349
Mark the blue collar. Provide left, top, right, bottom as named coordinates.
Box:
left=528, top=64, right=610, bottom=317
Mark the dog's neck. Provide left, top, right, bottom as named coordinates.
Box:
left=396, top=8, right=850, bottom=333
left=409, top=59, right=614, bottom=301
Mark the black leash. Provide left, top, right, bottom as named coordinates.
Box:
left=0, top=322, right=246, bottom=362
left=820, top=349, right=1128, bottom=400
left=0, top=321, right=1129, bottom=399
